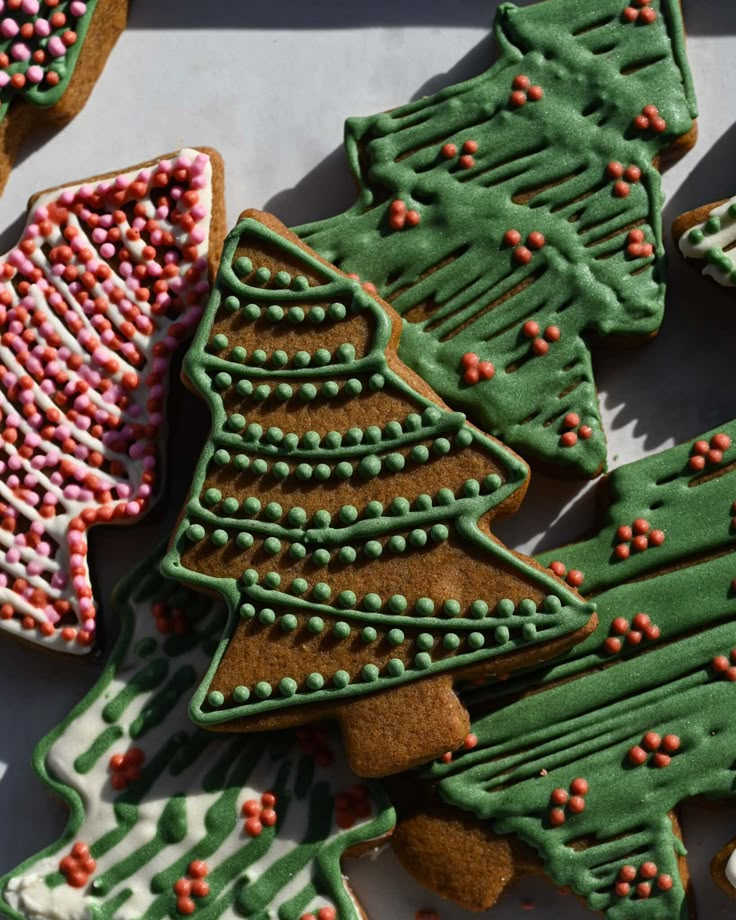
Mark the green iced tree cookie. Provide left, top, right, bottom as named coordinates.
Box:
left=297, top=0, right=697, bottom=478
left=412, top=421, right=736, bottom=918
left=163, top=211, right=594, bottom=777
left=0, top=547, right=395, bottom=920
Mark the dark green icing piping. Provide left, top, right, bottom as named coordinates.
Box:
left=296, top=0, right=697, bottom=478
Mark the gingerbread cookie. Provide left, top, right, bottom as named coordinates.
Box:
left=0, top=0, right=128, bottom=193
left=162, top=210, right=596, bottom=778
left=0, top=148, right=225, bottom=653
left=296, top=0, right=697, bottom=479
left=0, top=545, right=394, bottom=920
left=712, top=838, right=736, bottom=899
left=674, top=193, right=736, bottom=288
left=393, top=419, right=736, bottom=918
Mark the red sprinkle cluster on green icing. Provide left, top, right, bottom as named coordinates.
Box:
left=509, top=74, right=543, bottom=108
left=627, top=732, right=680, bottom=767
left=604, top=612, right=660, bottom=654
left=623, top=0, right=658, bottom=25
left=614, top=519, right=665, bottom=560
left=242, top=791, right=278, bottom=837
left=173, top=861, right=210, bottom=916
left=689, top=432, right=732, bottom=471
left=549, top=776, right=589, bottom=826
left=461, top=351, right=495, bottom=385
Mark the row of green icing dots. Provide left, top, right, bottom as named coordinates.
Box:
left=204, top=572, right=570, bottom=712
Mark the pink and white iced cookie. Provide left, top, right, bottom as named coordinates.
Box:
left=0, top=147, right=225, bottom=653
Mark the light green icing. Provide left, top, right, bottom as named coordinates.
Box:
left=162, top=215, right=594, bottom=728
left=0, top=547, right=394, bottom=920
left=427, top=421, right=736, bottom=918
left=296, top=0, right=697, bottom=478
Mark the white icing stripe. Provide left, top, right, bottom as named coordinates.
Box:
left=726, top=848, right=736, bottom=891
left=678, top=197, right=736, bottom=288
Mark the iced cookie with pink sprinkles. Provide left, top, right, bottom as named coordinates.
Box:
left=0, top=147, right=226, bottom=654
left=0, top=0, right=129, bottom=193
left=0, top=546, right=394, bottom=920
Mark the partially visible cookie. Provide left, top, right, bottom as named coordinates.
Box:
left=297, top=0, right=698, bottom=479
left=0, top=545, right=395, bottom=920
left=712, top=838, right=736, bottom=899
left=674, top=194, right=736, bottom=288
left=0, top=147, right=226, bottom=653
left=0, top=0, right=129, bottom=193
left=395, top=420, right=736, bottom=918
left=163, top=209, right=596, bottom=778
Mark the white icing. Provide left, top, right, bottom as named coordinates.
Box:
left=726, top=847, right=736, bottom=891
left=4, top=567, right=389, bottom=919
left=678, top=196, right=736, bottom=288
left=7, top=872, right=90, bottom=920
left=0, top=149, right=215, bottom=653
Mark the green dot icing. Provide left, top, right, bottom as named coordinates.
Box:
left=306, top=672, right=325, bottom=691
left=415, top=652, right=432, bottom=670
left=186, top=524, right=205, bottom=542
left=280, top=614, right=298, bottom=633
left=294, top=0, right=696, bottom=478
left=204, top=488, right=222, bottom=506
left=235, top=256, right=253, bottom=276
left=211, top=529, right=229, bottom=548
left=208, top=690, right=224, bottom=708
left=240, top=603, right=256, bottom=619
left=494, top=625, right=510, bottom=644
left=387, top=659, right=405, bottom=678
left=233, top=685, right=251, bottom=703
left=497, top=599, right=515, bottom=617
left=443, top=633, right=460, bottom=651
left=164, top=211, right=595, bottom=731
left=387, top=629, right=405, bottom=647
left=278, top=677, right=298, bottom=697
left=333, top=670, right=351, bottom=689
left=519, top=598, right=538, bottom=616
left=362, top=664, right=380, bottom=682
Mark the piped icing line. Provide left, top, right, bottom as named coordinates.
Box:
left=678, top=197, right=736, bottom=287
left=421, top=421, right=736, bottom=918
left=0, top=148, right=219, bottom=653
left=162, top=211, right=594, bottom=730
left=296, top=0, right=697, bottom=478
left=0, top=0, right=106, bottom=122
left=726, top=849, right=736, bottom=892
left=0, top=546, right=395, bottom=920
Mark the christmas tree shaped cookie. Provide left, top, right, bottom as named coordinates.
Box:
left=0, top=148, right=226, bottom=653
left=163, top=210, right=595, bottom=778
left=0, top=546, right=395, bottom=920
left=0, top=0, right=129, bottom=192
left=394, top=420, right=736, bottom=917
left=297, top=0, right=697, bottom=478
left=674, top=189, right=736, bottom=289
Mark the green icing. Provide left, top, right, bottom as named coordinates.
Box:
left=296, top=0, right=697, bottom=478
left=0, top=547, right=394, bottom=920
left=162, top=214, right=594, bottom=728
left=425, top=421, right=736, bottom=918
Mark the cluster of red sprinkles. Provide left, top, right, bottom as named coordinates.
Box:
left=295, top=724, right=335, bottom=766
left=613, top=519, right=665, bottom=559
left=0, top=0, right=89, bottom=95
left=173, top=860, right=209, bottom=916
left=151, top=600, right=189, bottom=635
left=622, top=0, right=658, bottom=24
left=509, top=74, right=543, bottom=108
left=439, top=732, right=478, bottom=764
left=607, top=161, right=642, bottom=198
left=506, top=229, right=546, bottom=266
left=559, top=412, right=592, bottom=449
left=346, top=272, right=377, bottom=294
left=549, top=560, right=584, bottom=589
left=108, top=746, right=145, bottom=790
left=460, top=351, right=495, bottom=385
left=242, top=791, right=278, bottom=837
left=603, top=612, right=660, bottom=655
left=625, top=229, right=654, bottom=260
left=711, top=648, right=736, bottom=681
left=633, top=104, right=667, bottom=134
left=521, top=318, right=559, bottom=357
left=688, top=432, right=731, bottom=471
left=388, top=199, right=420, bottom=231
left=441, top=138, right=478, bottom=170
left=548, top=777, right=589, bottom=826
left=615, top=862, right=673, bottom=899
left=0, top=151, right=212, bottom=648
left=299, top=907, right=337, bottom=920
left=335, top=784, right=373, bottom=829
left=628, top=732, right=680, bottom=768
left=59, top=841, right=95, bottom=888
